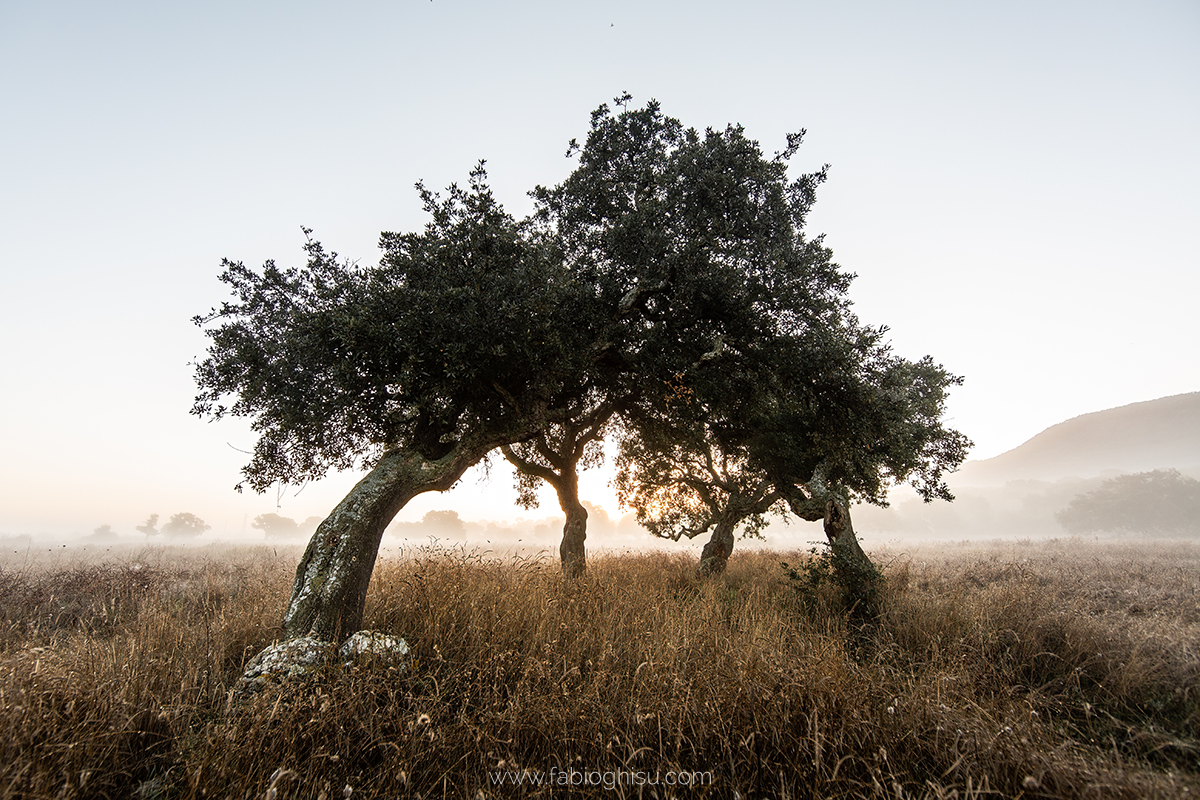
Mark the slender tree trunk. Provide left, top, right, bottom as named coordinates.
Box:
left=558, top=473, right=588, bottom=577
left=282, top=444, right=486, bottom=642
left=698, top=519, right=737, bottom=576
left=501, top=441, right=592, bottom=577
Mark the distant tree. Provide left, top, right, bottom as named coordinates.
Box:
left=421, top=509, right=466, bottom=538
left=136, top=514, right=159, bottom=538
left=87, top=524, right=119, bottom=542
left=251, top=513, right=299, bottom=538
left=161, top=512, right=211, bottom=538
left=1056, top=469, right=1200, bottom=534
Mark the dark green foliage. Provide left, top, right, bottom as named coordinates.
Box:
left=581, top=97, right=971, bottom=550
left=736, top=331, right=972, bottom=511
left=193, top=165, right=591, bottom=492
left=504, top=96, right=849, bottom=552
left=1057, top=469, right=1200, bottom=534
left=532, top=95, right=850, bottom=395
left=191, top=94, right=971, bottom=644
left=194, top=95, right=968, bottom=533
left=494, top=95, right=967, bottom=570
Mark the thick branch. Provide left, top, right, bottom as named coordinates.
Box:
left=501, top=442, right=564, bottom=492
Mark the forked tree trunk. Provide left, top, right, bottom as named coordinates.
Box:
left=698, top=518, right=737, bottom=576
left=283, top=444, right=487, bottom=642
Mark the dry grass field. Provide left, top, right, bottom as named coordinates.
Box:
left=2, top=537, right=1198, bottom=798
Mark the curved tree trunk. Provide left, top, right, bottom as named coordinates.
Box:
left=822, top=495, right=868, bottom=565
left=559, top=485, right=589, bottom=578
left=283, top=444, right=487, bottom=642
left=822, top=493, right=881, bottom=617
left=782, top=478, right=881, bottom=615
left=698, top=518, right=737, bottom=576
left=500, top=441, right=593, bottom=577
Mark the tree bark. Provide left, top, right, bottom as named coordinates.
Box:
left=782, top=478, right=881, bottom=615
left=698, top=519, right=736, bottom=576
left=559, top=485, right=589, bottom=578
left=822, top=494, right=868, bottom=565
left=282, top=444, right=486, bottom=642
left=822, top=492, right=881, bottom=617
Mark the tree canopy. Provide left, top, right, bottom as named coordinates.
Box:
left=192, top=164, right=591, bottom=493
left=161, top=512, right=210, bottom=538
left=613, top=323, right=969, bottom=573
left=251, top=513, right=300, bottom=538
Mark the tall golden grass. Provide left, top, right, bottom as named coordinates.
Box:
left=1, top=538, right=1197, bottom=798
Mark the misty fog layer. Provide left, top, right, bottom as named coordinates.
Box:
left=5, top=393, right=1198, bottom=552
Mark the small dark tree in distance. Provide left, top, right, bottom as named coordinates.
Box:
left=1057, top=469, right=1200, bottom=535
left=88, top=524, right=119, bottom=542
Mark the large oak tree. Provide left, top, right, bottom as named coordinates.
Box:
left=194, top=167, right=594, bottom=640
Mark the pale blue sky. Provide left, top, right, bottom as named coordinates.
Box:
left=2, top=1, right=1197, bottom=537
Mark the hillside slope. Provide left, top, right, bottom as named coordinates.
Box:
left=952, top=392, right=1200, bottom=486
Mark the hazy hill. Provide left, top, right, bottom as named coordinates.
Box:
left=853, top=391, right=1200, bottom=540
left=952, top=392, right=1200, bottom=486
